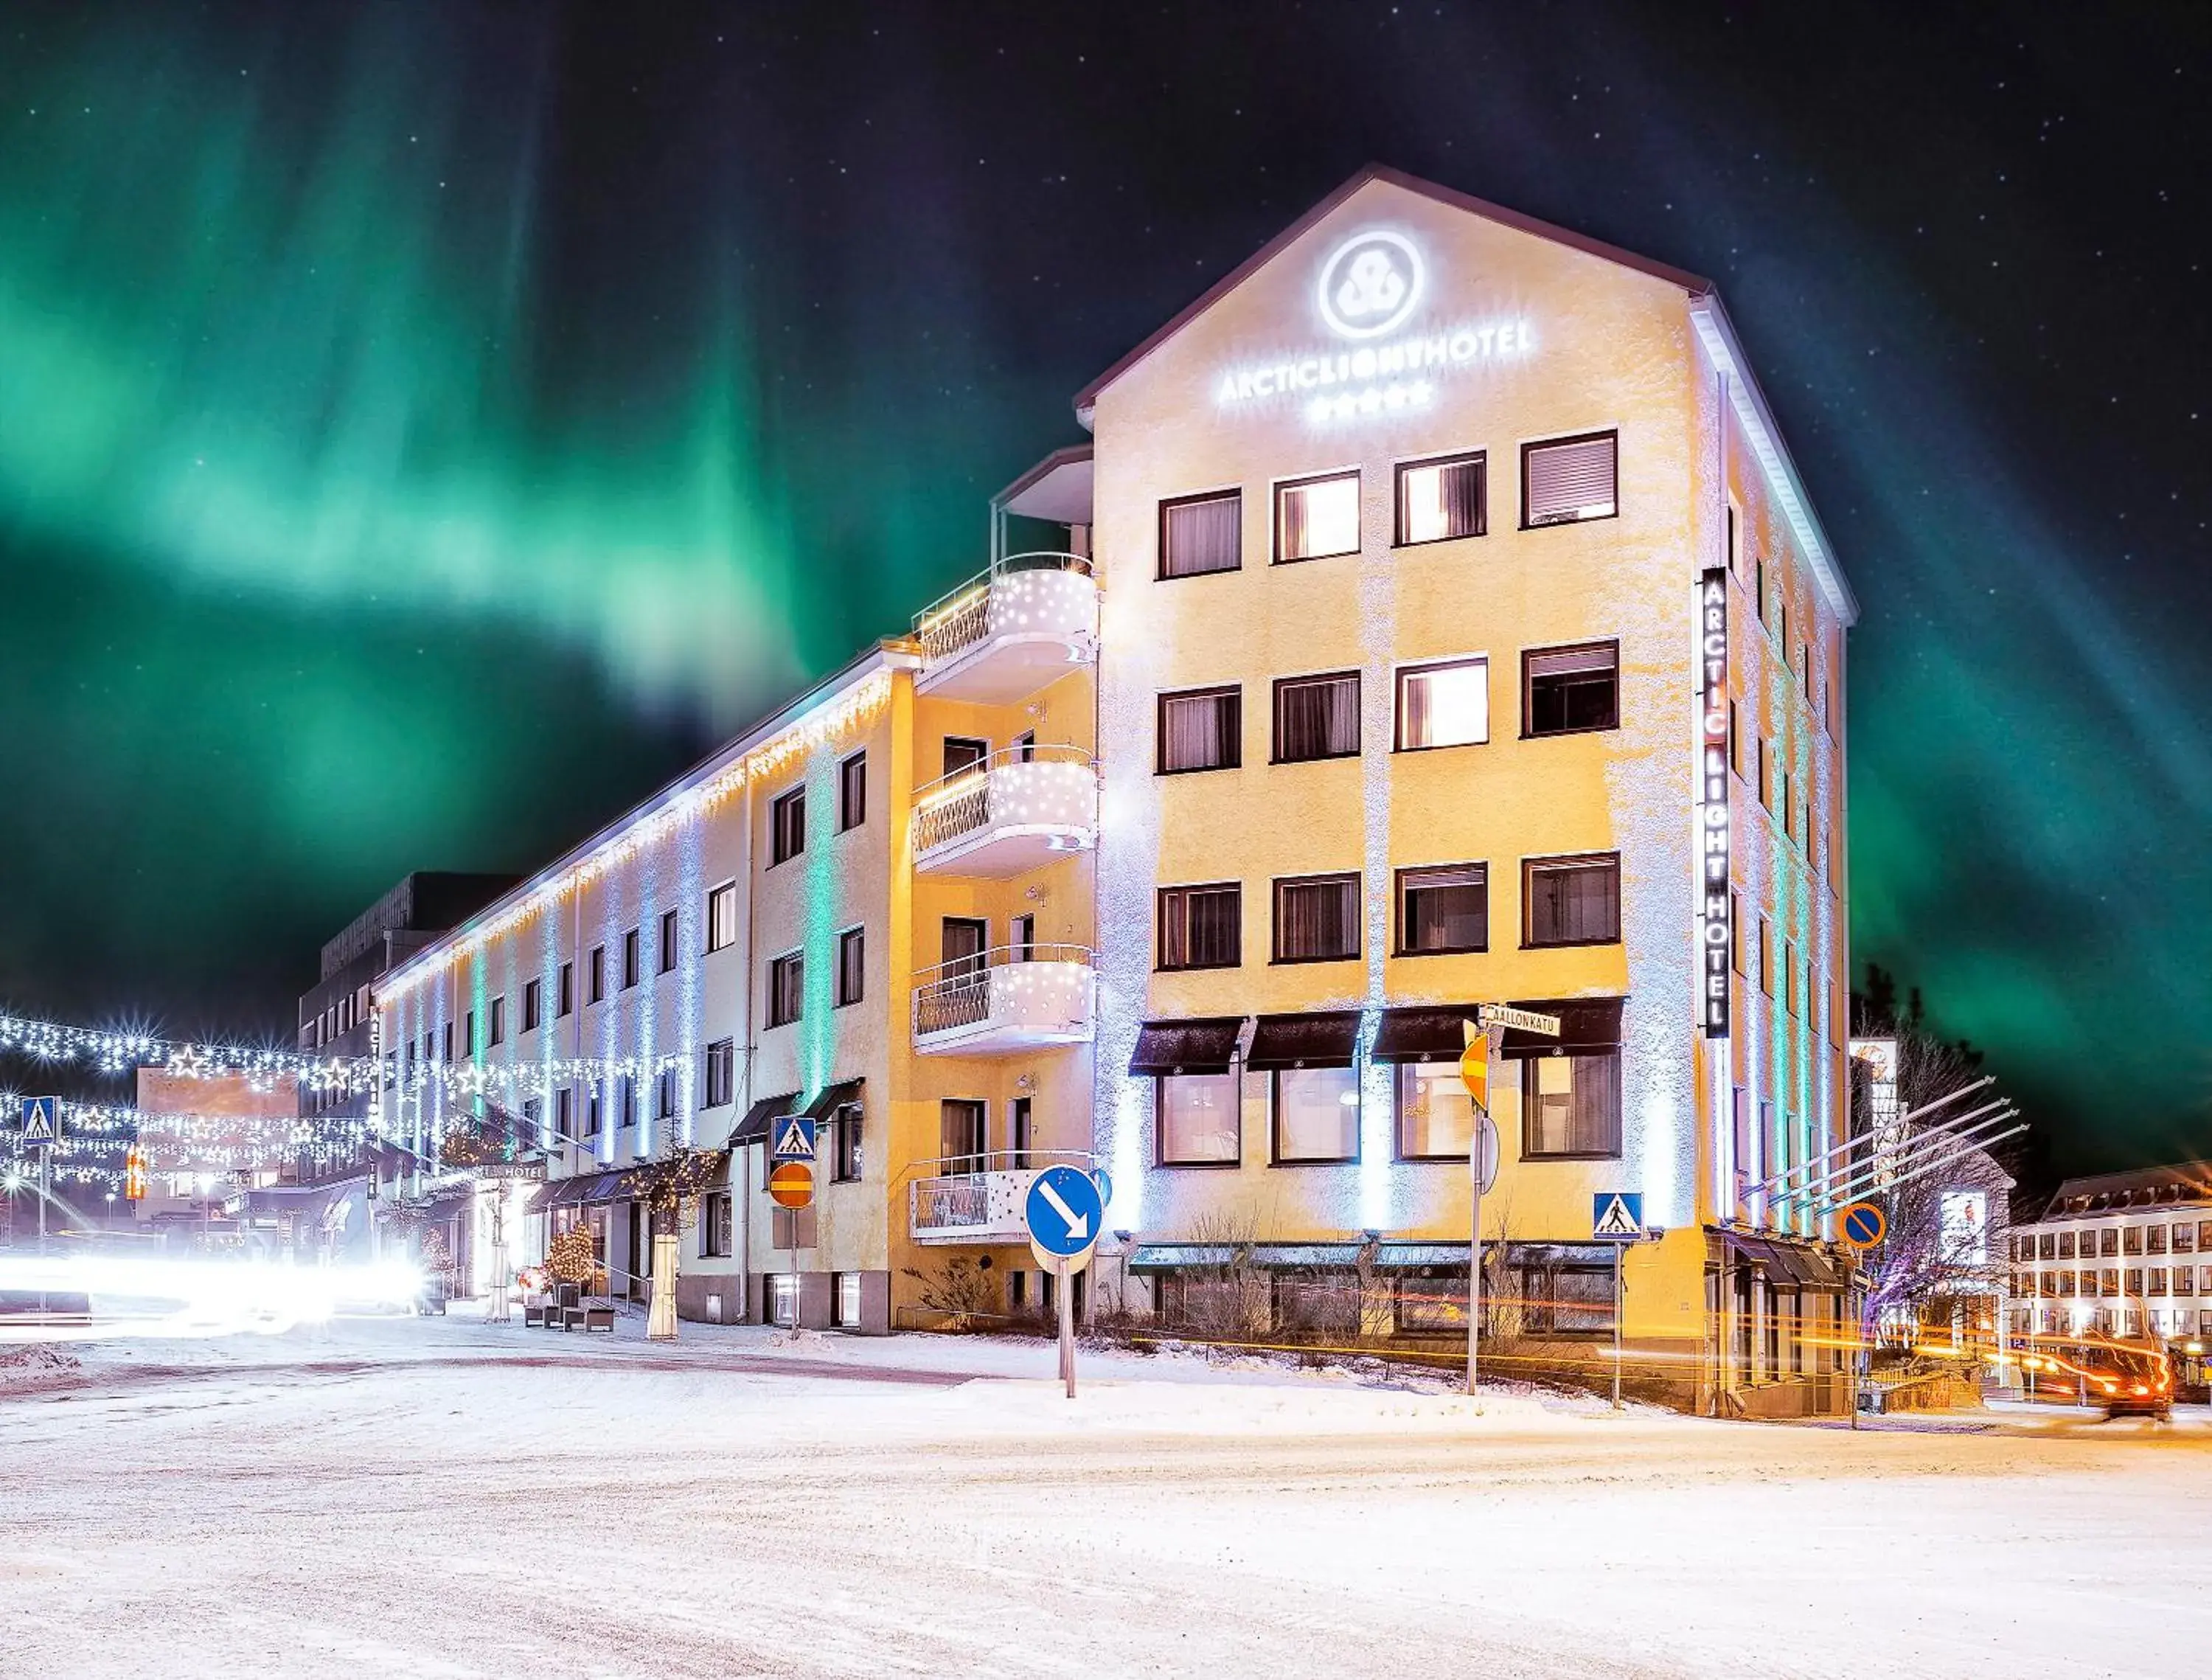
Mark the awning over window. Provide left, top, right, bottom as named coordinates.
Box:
left=1129, top=1017, right=1244, bottom=1076
left=1370, top=1006, right=1483, bottom=1063
left=801, top=1078, right=864, bottom=1120
left=1726, top=1233, right=1843, bottom=1289
left=1130, top=1240, right=1475, bottom=1273
left=731, top=1091, right=802, bottom=1146
left=1496, top=996, right=1626, bottom=1059
left=526, top=1168, right=635, bottom=1212
left=1245, top=1010, right=1361, bottom=1071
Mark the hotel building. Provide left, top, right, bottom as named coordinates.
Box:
left=374, top=167, right=1855, bottom=1412
left=2009, top=1163, right=2212, bottom=1346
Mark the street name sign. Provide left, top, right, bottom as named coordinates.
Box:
left=1478, top=1004, right=1562, bottom=1037
left=1592, top=1193, right=1645, bottom=1240
left=19, top=1096, right=58, bottom=1148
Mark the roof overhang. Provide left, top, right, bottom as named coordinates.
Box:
left=995, top=444, right=1093, bottom=525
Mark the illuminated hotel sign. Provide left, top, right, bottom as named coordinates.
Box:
left=1697, top=567, right=1731, bottom=1038
left=1214, top=227, right=1534, bottom=425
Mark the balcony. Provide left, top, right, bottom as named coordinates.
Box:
left=911, top=747, right=1099, bottom=877
left=913, top=552, right=1098, bottom=704
left=911, top=944, right=1095, bottom=1055
left=908, top=1149, right=1096, bottom=1245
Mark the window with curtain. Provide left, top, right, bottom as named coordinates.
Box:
left=771, top=785, right=806, bottom=864
left=1397, top=864, right=1487, bottom=954
left=1522, top=1052, right=1623, bottom=1157
left=940, top=1099, right=987, bottom=1173
left=836, top=926, right=866, bottom=1006
left=702, top=1039, right=734, bottom=1108
left=1158, top=884, right=1241, bottom=971
left=1160, top=490, right=1242, bottom=578
left=1274, top=472, right=1360, bottom=563
left=707, top=882, right=738, bottom=953
left=1523, top=642, right=1619, bottom=735
left=1395, top=657, right=1488, bottom=750
left=1522, top=431, right=1618, bottom=527
left=1396, top=1061, right=1476, bottom=1159
left=1158, top=686, right=1242, bottom=773
left=768, top=951, right=804, bottom=1027
left=1394, top=451, right=1485, bottom=545
left=1523, top=854, right=1620, bottom=946
left=1273, top=672, right=1360, bottom=763
left=1273, top=874, right=1360, bottom=962
left=1158, top=1072, right=1240, bottom=1164
left=1274, top=1066, right=1359, bottom=1162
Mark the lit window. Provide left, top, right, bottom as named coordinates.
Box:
left=1158, top=1072, right=1239, bottom=1164
left=1523, top=854, right=1621, bottom=947
left=1158, top=686, right=1242, bottom=774
left=836, top=1271, right=864, bottom=1327
left=1523, top=1052, right=1623, bottom=1157
left=1395, top=657, right=1488, bottom=750
left=1273, top=1066, right=1359, bottom=1162
left=1159, top=490, right=1242, bottom=579
left=1397, top=864, right=1486, bottom=954
left=1523, top=431, right=1618, bottom=527
left=1524, top=642, right=1619, bottom=736
left=1158, top=884, right=1242, bottom=971
left=1274, top=472, right=1360, bottom=563
left=1396, top=1061, right=1475, bottom=1159
left=1273, top=874, right=1360, bottom=963
left=1394, top=451, right=1484, bottom=545
left=1273, top=672, right=1360, bottom=763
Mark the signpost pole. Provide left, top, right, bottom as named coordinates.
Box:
left=1613, top=1243, right=1625, bottom=1410
left=1057, top=1258, right=1075, bottom=1400
left=1467, top=1041, right=1489, bottom=1398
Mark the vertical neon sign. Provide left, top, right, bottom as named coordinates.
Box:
left=1697, top=569, right=1731, bottom=1037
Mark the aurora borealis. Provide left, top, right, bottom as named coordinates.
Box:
left=1, top=4, right=2206, bottom=1176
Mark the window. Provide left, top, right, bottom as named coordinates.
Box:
left=523, top=978, right=542, bottom=1034
left=838, top=752, right=867, bottom=830
left=1523, top=642, right=1619, bottom=736
left=832, top=1271, right=863, bottom=1328
left=1503, top=1247, right=1618, bottom=1334
left=1273, top=471, right=1360, bottom=563
left=2179, top=1266, right=2197, bottom=1297
left=1158, top=1072, right=1239, bottom=1165
left=1523, top=1052, right=1624, bottom=1157
left=2104, top=1229, right=2122, bottom=1257
left=617, top=1077, right=636, bottom=1130
left=706, top=883, right=738, bottom=954
left=588, top=945, right=606, bottom=1004
left=1011, top=1097, right=1033, bottom=1170
left=1397, top=864, right=1486, bottom=955
left=1523, top=854, right=1621, bottom=947
left=464, top=1011, right=476, bottom=1057
left=1273, top=671, right=1360, bottom=763
left=2057, top=1231, right=2076, bottom=1260
left=1273, top=873, right=1360, bottom=963
left=1273, top=1066, right=1359, bottom=1162
left=1394, top=450, right=1484, bottom=545
left=585, top=1086, right=603, bottom=1137
left=1159, top=489, right=1242, bottom=579
left=1158, top=686, right=1242, bottom=774
left=2175, top=1223, right=2197, bottom=1255
left=2124, top=1225, right=2144, bottom=1256
left=440, top=1022, right=453, bottom=1062
left=656, top=1067, right=677, bottom=1122
left=1396, top=1062, right=1476, bottom=1159
left=658, top=909, right=680, bottom=973
left=768, top=951, right=804, bottom=1028
left=771, top=785, right=806, bottom=865
left=1394, top=657, right=1488, bottom=751
left=941, top=736, right=989, bottom=779
left=558, top=960, right=575, bottom=1018
left=941, top=1099, right=987, bottom=1173
left=835, top=926, right=866, bottom=1007
left=555, top=1086, right=574, bottom=1142
left=487, top=996, right=505, bottom=1048
left=2148, top=1223, right=2168, bottom=1255
left=2126, top=1268, right=2145, bottom=1297
left=702, top=1038, right=734, bottom=1108
left=1522, top=431, right=1618, bottom=527
left=832, top=1102, right=863, bottom=1182
left=701, top=1193, right=731, bottom=1258
left=2151, top=1268, right=2169, bottom=1296
left=622, top=927, right=641, bottom=989
left=1158, top=883, right=1242, bottom=971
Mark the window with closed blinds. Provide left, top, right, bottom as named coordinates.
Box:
left=1395, top=451, right=1485, bottom=545
left=1397, top=864, right=1487, bottom=954
left=1159, top=490, right=1242, bottom=578
left=1395, top=657, right=1488, bottom=750
left=1524, top=642, right=1619, bottom=735
left=1273, top=672, right=1360, bottom=763
left=1158, top=884, right=1241, bottom=971
left=1274, top=472, right=1360, bottom=563
left=1273, top=873, right=1360, bottom=962
left=1157, top=686, right=1242, bottom=773
left=1523, top=431, right=1618, bottom=527
left=1523, top=853, right=1621, bottom=946
left=1523, top=1051, right=1623, bottom=1157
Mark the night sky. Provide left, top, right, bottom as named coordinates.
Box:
left=1, top=4, right=2206, bottom=1176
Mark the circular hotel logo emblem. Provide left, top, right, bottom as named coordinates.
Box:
left=1315, top=229, right=1425, bottom=339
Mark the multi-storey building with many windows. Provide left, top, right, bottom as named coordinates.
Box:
left=375, top=167, right=1854, bottom=1411
left=2008, top=1163, right=2212, bottom=1347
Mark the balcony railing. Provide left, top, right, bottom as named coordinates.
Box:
left=909, top=1149, right=1096, bottom=1244
left=911, top=746, right=1099, bottom=875
left=911, top=552, right=1098, bottom=704
left=910, top=943, right=1095, bottom=1052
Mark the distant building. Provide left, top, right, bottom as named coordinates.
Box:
left=131, top=1069, right=301, bottom=1249
left=2008, top=1162, right=2212, bottom=1345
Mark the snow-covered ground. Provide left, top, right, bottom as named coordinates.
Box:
left=4, top=1313, right=2209, bottom=1679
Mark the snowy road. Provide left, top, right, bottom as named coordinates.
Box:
left=4, top=1317, right=2208, bottom=1679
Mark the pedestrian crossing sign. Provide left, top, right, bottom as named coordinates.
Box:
left=19, top=1095, right=59, bottom=1148
left=1592, top=1193, right=1644, bottom=1239
left=771, top=1116, right=816, bottom=1164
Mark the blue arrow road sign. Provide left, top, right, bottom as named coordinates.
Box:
left=771, top=1116, right=816, bottom=1165
left=1592, top=1192, right=1644, bottom=1239
left=1026, top=1164, right=1104, bottom=1259
left=19, top=1095, right=58, bottom=1148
